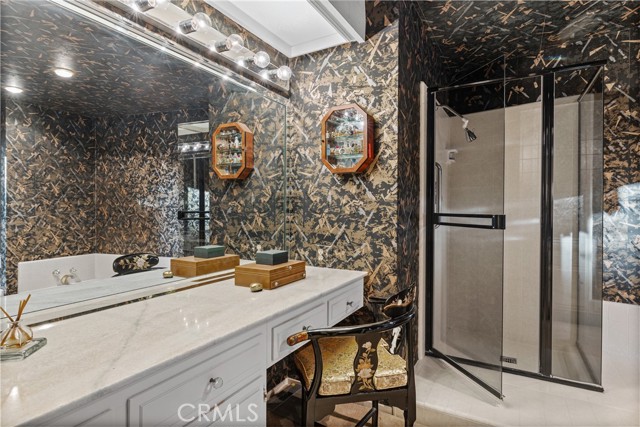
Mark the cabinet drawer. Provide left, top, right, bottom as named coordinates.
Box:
left=327, top=281, right=363, bottom=325
left=186, top=375, right=265, bottom=426
left=128, top=335, right=263, bottom=427
left=270, top=303, right=326, bottom=363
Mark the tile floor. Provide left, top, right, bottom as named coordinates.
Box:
left=415, top=351, right=640, bottom=427
left=268, top=400, right=428, bottom=427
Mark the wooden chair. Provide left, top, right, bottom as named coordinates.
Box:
left=287, top=287, right=417, bottom=427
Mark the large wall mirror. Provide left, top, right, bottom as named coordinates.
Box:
left=0, top=0, right=287, bottom=317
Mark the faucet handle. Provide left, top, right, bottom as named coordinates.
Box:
left=70, top=267, right=77, bottom=274
left=52, top=269, right=61, bottom=277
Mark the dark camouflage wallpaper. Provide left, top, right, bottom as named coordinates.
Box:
left=4, top=100, right=97, bottom=294
left=207, top=88, right=287, bottom=259
left=0, top=0, right=212, bottom=117
left=0, top=100, right=6, bottom=291
left=286, top=11, right=399, bottom=299
left=413, top=0, right=639, bottom=304
left=95, top=108, right=209, bottom=257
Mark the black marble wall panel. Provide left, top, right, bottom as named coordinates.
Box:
left=207, top=89, right=287, bottom=260
left=4, top=100, right=97, bottom=294
left=95, top=108, right=208, bottom=257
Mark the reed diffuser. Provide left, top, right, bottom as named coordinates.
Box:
left=0, top=294, right=33, bottom=349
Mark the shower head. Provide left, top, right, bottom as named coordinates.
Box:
left=464, top=127, right=478, bottom=143
left=439, top=104, right=478, bottom=143
left=460, top=118, right=477, bottom=142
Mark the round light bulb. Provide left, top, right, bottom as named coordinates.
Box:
left=191, top=12, right=212, bottom=31
left=5, top=86, right=23, bottom=94
left=131, top=0, right=157, bottom=12
left=276, top=65, right=292, bottom=81
left=225, top=34, right=244, bottom=52
left=253, top=51, right=270, bottom=68
left=54, top=68, right=74, bottom=78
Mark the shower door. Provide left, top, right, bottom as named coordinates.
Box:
left=430, top=82, right=506, bottom=398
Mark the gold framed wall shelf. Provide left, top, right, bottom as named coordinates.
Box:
left=212, top=122, right=254, bottom=180
left=321, top=104, right=374, bottom=174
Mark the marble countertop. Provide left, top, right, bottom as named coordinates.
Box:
left=0, top=266, right=366, bottom=426
left=3, top=260, right=255, bottom=324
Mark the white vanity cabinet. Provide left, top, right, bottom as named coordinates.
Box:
left=3, top=268, right=365, bottom=427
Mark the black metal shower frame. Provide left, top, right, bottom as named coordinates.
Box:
left=424, top=60, right=607, bottom=395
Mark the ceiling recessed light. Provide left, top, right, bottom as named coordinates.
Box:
left=54, top=68, right=74, bottom=78
left=5, top=86, right=23, bottom=94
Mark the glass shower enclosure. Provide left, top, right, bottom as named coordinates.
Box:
left=427, top=62, right=605, bottom=397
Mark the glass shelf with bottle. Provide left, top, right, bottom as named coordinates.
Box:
left=212, top=122, right=254, bottom=180
left=321, top=104, right=374, bottom=174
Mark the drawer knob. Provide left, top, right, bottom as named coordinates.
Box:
left=209, top=377, right=223, bottom=389
left=346, top=301, right=354, bottom=307
left=287, top=265, right=292, bottom=270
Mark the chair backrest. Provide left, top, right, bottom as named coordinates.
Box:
left=287, top=286, right=417, bottom=397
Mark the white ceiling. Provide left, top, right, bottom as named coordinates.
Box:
left=205, top=0, right=365, bottom=58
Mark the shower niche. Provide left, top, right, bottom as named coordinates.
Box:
left=321, top=104, right=374, bottom=174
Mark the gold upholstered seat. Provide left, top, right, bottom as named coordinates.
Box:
left=294, top=337, right=408, bottom=396
left=287, top=287, right=417, bottom=426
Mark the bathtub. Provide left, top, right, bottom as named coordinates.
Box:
left=18, top=254, right=172, bottom=292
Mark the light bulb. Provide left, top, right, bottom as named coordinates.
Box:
left=237, top=58, right=246, bottom=67
left=226, top=34, right=244, bottom=51
left=276, top=65, right=292, bottom=81
left=54, top=68, right=74, bottom=78
left=253, top=51, right=270, bottom=68
left=131, top=0, right=157, bottom=12
left=5, top=86, right=23, bottom=94
left=178, top=12, right=211, bottom=34
left=213, top=34, right=244, bottom=53
left=192, top=12, right=212, bottom=31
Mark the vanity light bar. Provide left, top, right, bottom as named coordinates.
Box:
left=178, top=142, right=211, bottom=153
left=48, top=0, right=260, bottom=95
left=118, top=0, right=292, bottom=84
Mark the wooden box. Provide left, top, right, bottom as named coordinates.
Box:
left=235, top=260, right=306, bottom=290
left=170, top=254, right=240, bottom=278
left=255, top=249, right=289, bottom=265
left=193, top=245, right=225, bottom=259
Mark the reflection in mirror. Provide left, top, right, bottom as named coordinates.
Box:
left=0, top=0, right=286, bottom=318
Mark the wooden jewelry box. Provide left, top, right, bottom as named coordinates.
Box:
left=170, top=254, right=240, bottom=278
left=235, top=260, right=306, bottom=290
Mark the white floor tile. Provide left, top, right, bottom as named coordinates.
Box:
left=415, top=356, right=640, bottom=427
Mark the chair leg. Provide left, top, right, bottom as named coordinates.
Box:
left=372, top=401, right=379, bottom=427
left=301, top=386, right=315, bottom=427
left=403, top=399, right=416, bottom=427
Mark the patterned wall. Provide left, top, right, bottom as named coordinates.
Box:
left=4, top=100, right=97, bottom=294
left=207, top=88, right=287, bottom=260
left=413, top=1, right=639, bottom=304
left=95, top=108, right=209, bottom=257
left=286, top=17, right=399, bottom=299
left=0, top=99, right=7, bottom=291
left=0, top=0, right=211, bottom=117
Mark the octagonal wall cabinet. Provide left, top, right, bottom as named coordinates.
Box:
left=321, top=104, right=374, bottom=174
left=212, top=122, right=254, bottom=180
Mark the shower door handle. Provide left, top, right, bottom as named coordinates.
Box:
left=434, top=213, right=506, bottom=230
left=434, top=162, right=443, bottom=228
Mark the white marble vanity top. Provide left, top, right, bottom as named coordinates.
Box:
left=0, top=266, right=366, bottom=426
